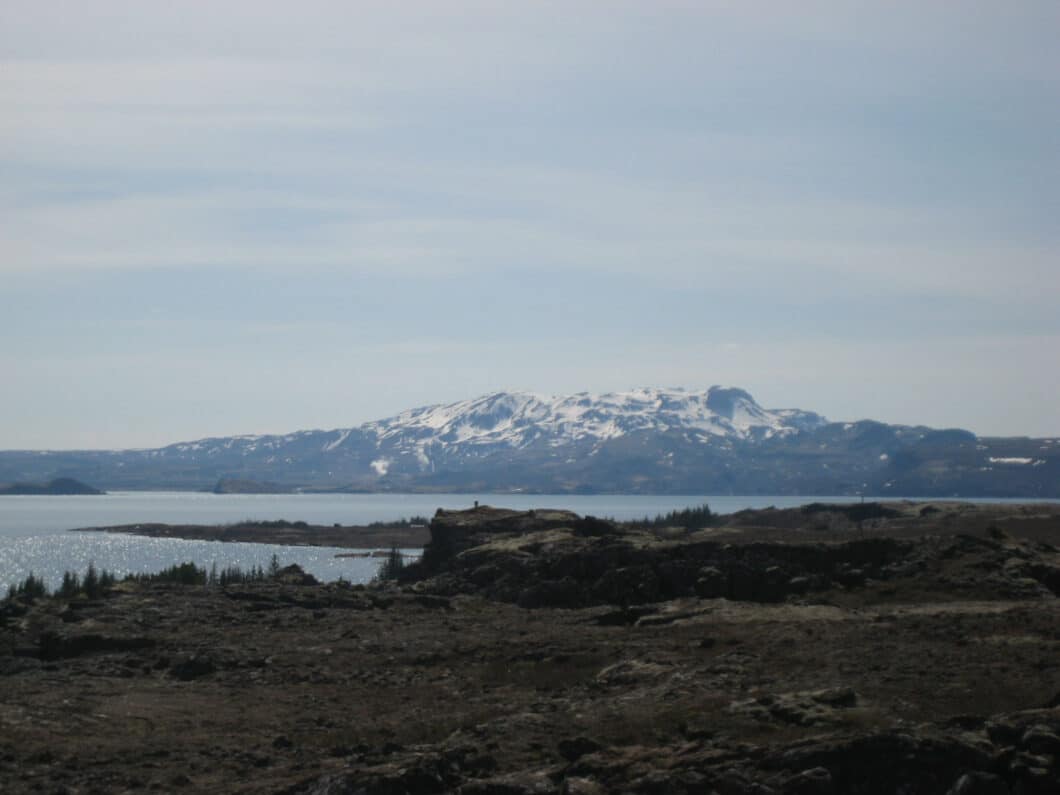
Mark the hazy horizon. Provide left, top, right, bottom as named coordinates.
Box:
left=3, top=2, right=1058, bottom=448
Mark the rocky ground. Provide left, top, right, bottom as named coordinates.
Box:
left=2, top=502, right=1060, bottom=794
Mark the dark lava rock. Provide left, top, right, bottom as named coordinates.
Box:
left=401, top=507, right=941, bottom=609
left=518, top=578, right=583, bottom=609
left=694, top=566, right=727, bottom=598
left=945, top=772, right=1010, bottom=795
left=768, top=731, right=997, bottom=793
left=1021, top=725, right=1060, bottom=755
left=558, top=736, right=602, bottom=762
left=168, top=653, right=216, bottom=680
left=412, top=506, right=583, bottom=577
left=591, top=565, right=660, bottom=605
left=781, top=766, right=835, bottom=795
left=38, top=631, right=155, bottom=660
left=594, top=606, right=657, bottom=626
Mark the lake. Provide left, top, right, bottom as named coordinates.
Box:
left=0, top=491, right=1049, bottom=591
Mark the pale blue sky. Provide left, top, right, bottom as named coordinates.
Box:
left=2, top=1, right=1058, bottom=448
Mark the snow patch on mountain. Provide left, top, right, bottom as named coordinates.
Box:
left=323, top=429, right=352, bottom=452
left=362, top=386, right=827, bottom=464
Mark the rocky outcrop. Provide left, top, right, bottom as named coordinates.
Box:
left=416, top=506, right=583, bottom=573
left=403, top=507, right=1060, bottom=608
left=37, top=631, right=155, bottom=660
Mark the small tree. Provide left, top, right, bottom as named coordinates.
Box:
left=59, top=571, right=81, bottom=599
left=11, top=573, right=48, bottom=601
left=268, top=554, right=281, bottom=579
left=83, top=563, right=101, bottom=598
left=375, top=546, right=405, bottom=582
left=640, top=503, right=714, bottom=530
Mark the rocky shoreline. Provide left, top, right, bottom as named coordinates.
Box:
left=3, top=501, right=1060, bottom=793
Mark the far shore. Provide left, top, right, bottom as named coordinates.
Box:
left=69, top=520, right=430, bottom=549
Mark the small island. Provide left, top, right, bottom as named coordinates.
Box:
left=0, top=477, right=104, bottom=496
left=210, top=477, right=295, bottom=494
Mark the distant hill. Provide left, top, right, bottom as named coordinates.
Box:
left=0, top=477, right=104, bottom=496
left=0, top=387, right=1056, bottom=496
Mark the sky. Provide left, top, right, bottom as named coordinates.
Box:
left=2, top=1, right=1058, bottom=449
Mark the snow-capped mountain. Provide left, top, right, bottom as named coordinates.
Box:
left=364, top=387, right=827, bottom=456
left=1, top=387, right=1056, bottom=496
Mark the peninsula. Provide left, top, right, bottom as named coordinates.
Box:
left=70, top=518, right=430, bottom=548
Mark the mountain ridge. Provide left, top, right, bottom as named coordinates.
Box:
left=146, top=386, right=826, bottom=456
left=0, top=386, right=1056, bottom=496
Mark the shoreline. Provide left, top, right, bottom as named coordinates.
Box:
left=64, top=500, right=1060, bottom=549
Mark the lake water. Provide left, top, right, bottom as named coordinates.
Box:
left=1, top=491, right=1051, bottom=592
